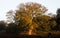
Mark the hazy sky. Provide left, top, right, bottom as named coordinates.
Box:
left=0, top=0, right=60, bottom=21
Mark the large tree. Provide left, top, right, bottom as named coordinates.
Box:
left=6, top=2, right=52, bottom=35
left=14, top=2, right=48, bottom=35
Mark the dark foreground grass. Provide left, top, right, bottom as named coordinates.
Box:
left=0, top=34, right=60, bottom=38
left=0, top=31, right=60, bottom=38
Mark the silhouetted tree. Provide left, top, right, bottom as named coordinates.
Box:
left=56, top=8, right=60, bottom=30
left=6, top=22, right=27, bottom=34
left=0, top=21, right=6, bottom=31
left=6, top=23, right=18, bottom=34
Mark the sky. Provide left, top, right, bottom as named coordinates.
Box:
left=0, top=0, right=60, bottom=21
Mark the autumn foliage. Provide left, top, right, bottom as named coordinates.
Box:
left=6, top=2, right=60, bottom=36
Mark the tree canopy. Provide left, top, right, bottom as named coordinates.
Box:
left=6, top=2, right=59, bottom=35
